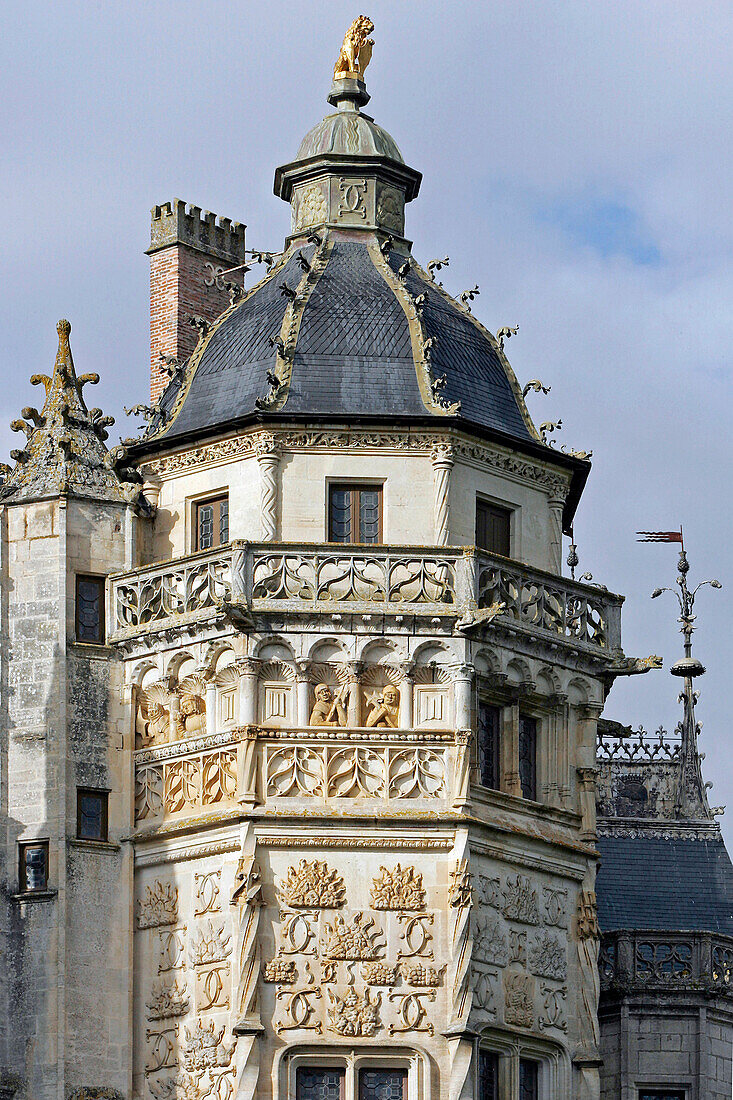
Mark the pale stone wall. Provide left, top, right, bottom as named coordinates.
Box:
left=0, top=498, right=133, bottom=1100
left=144, top=429, right=570, bottom=571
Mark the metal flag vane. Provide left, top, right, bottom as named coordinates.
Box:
left=637, top=527, right=724, bottom=820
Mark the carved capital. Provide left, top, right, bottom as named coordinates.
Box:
left=449, top=663, right=474, bottom=684
left=430, top=441, right=454, bottom=468
left=254, top=431, right=281, bottom=462
left=236, top=657, right=261, bottom=679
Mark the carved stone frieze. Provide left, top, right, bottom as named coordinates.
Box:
left=189, top=921, right=232, bottom=967
left=146, top=979, right=190, bottom=1020
left=263, top=959, right=297, bottom=983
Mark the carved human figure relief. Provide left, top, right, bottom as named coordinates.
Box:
left=309, top=682, right=348, bottom=726
left=176, top=674, right=207, bottom=739
left=365, top=683, right=400, bottom=728
left=136, top=682, right=172, bottom=748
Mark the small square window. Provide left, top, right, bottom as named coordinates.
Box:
left=76, top=789, right=109, bottom=842
left=358, top=1068, right=406, bottom=1100
left=519, top=715, right=537, bottom=801
left=476, top=500, right=511, bottom=556
left=295, top=1067, right=344, bottom=1100
left=75, top=575, right=105, bottom=643
left=328, top=484, right=383, bottom=544
left=19, top=841, right=49, bottom=892
left=478, top=1050, right=500, bottom=1100
left=478, top=702, right=501, bottom=791
left=195, top=495, right=229, bottom=551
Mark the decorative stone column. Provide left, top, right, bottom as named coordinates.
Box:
left=431, top=442, right=454, bottom=546
left=548, top=489, right=565, bottom=575
left=451, top=663, right=474, bottom=731
left=205, top=678, right=217, bottom=736
left=255, top=432, right=282, bottom=542
left=341, top=662, right=362, bottom=727
left=398, top=662, right=414, bottom=729
left=577, top=766, right=598, bottom=839
left=502, top=697, right=523, bottom=798
left=295, top=660, right=312, bottom=726
left=237, top=657, right=261, bottom=726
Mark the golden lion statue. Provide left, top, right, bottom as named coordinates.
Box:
left=333, top=15, right=374, bottom=79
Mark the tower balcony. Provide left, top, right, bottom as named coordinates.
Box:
left=108, top=541, right=622, bottom=655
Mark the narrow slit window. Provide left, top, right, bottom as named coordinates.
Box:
left=19, top=841, right=49, bottom=893
left=195, top=495, right=229, bottom=551
left=328, top=484, right=383, bottom=544
left=519, top=715, right=537, bottom=801
left=75, top=574, right=105, bottom=643
left=76, top=788, right=109, bottom=842
left=476, top=500, right=511, bottom=556
left=639, top=1093, right=686, bottom=1100
left=478, top=702, right=501, bottom=791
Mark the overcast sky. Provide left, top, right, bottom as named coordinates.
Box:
left=2, top=1, right=731, bottom=841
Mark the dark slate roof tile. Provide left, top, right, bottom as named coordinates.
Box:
left=596, top=835, right=733, bottom=934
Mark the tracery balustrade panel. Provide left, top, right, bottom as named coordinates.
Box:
left=109, top=542, right=622, bottom=654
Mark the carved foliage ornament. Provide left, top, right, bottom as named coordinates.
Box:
left=137, top=881, right=179, bottom=929
left=322, top=912, right=386, bottom=960
left=327, top=987, right=381, bottom=1036
left=280, top=859, right=346, bottom=908
left=503, top=874, right=541, bottom=925
left=370, top=864, right=426, bottom=910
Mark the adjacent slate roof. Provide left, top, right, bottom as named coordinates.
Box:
left=596, top=834, right=733, bottom=935
left=150, top=238, right=536, bottom=446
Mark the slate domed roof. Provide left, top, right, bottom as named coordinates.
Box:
left=150, top=236, right=537, bottom=446
left=141, top=72, right=570, bottom=472
left=296, top=110, right=404, bottom=163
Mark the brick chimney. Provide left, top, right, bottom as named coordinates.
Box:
left=146, top=199, right=246, bottom=402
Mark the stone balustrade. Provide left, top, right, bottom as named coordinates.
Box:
left=109, top=541, right=623, bottom=653
left=600, top=930, right=733, bottom=996
left=133, top=726, right=466, bottom=826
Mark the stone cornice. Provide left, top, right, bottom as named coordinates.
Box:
left=142, top=425, right=571, bottom=497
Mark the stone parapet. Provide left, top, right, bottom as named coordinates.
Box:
left=147, top=199, right=246, bottom=263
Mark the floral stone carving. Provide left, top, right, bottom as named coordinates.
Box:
left=503, top=970, right=534, bottom=1028
left=281, top=859, right=346, bottom=908
left=146, top=979, right=190, bottom=1020
left=502, top=874, right=541, bottom=925
left=322, top=912, right=386, bottom=960
left=528, top=930, right=567, bottom=981
left=137, top=881, right=179, bottom=929
left=181, top=1019, right=235, bottom=1072
left=361, top=962, right=398, bottom=986
left=263, top=959, right=297, bottom=983
left=327, top=987, right=382, bottom=1037
left=189, top=921, right=232, bottom=967
left=371, top=864, right=426, bottom=910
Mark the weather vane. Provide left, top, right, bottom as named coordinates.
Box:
left=637, top=526, right=724, bottom=819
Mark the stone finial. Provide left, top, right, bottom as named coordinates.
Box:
left=0, top=318, right=144, bottom=508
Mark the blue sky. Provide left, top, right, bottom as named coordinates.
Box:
left=1, top=0, right=732, bottom=838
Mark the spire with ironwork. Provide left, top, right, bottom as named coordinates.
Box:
left=651, top=546, right=723, bottom=819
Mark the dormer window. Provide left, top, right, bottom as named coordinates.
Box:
left=328, top=484, right=382, bottom=544
left=195, top=495, right=229, bottom=551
